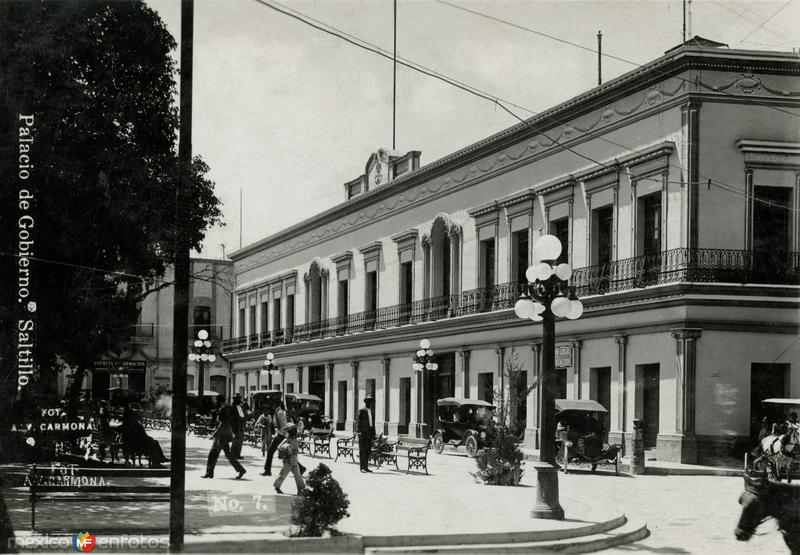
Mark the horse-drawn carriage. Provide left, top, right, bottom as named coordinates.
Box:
left=735, top=398, right=800, bottom=552
left=554, top=399, right=622, bottom=475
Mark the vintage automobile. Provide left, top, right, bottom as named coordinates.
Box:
left=186, top=390, right=223, bottom=417
left=285, top=393, right=329, bottom=429
left=432, top=398, right=496, bottom=457
left=249, top=390, right=283, bottom=417
left=554, top=399, right=621, bottom=475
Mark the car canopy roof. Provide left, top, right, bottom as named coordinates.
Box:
left=762, top=398, right=800, bottom=408
left=186, top=390, right=223, bottom=397
left=285, top=393, right=323, bottom=402
left=251, top=390, right=282, bottom=396
left=436, top=397, right=495, bottom=409
left=554, top=399, right=608, bottom=413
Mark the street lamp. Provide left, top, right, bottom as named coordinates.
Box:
left=412, top=339, right=439, bottom=435
left=514, top=234, right=583, bottom=520
left=188, top=329, right=216, bottom=409
left=261, top=352, right=277, bottom=389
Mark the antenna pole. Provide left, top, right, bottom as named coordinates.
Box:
left=683, top=0, right=686, bottom=42
left=393, top=0, right=397, bottom=150
left=597, top=30, right=602, bottom=86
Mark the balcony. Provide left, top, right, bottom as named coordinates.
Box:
left=222, top=248, right=798, bottom=355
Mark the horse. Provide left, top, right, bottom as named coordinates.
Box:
left=756, top=424, right=800, bottom=482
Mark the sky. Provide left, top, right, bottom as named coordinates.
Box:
left=144, top=0, right=800, bottom=259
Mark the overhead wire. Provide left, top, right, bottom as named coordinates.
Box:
left=434, top=0, right=800, bottom=119
left=249, top=0, right=799, bottom=213
left=738, top=0, right=793, bottom=43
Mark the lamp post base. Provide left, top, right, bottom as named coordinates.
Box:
left=530, top=462, right=565, bottom=520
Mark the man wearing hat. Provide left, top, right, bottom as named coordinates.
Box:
left=357, top=395, right=376, bottom=473
left=231, top=393, right=247, bottom=459
left=202, top=396, right=246, bottom=479
left=273, top=422, right=305, bottom=494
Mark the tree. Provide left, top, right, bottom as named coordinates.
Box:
left=291, top=464, right=350, bottom=537
left=493, top=349, right=538, bottom=438
left=0, top=1, right=223, bottom=413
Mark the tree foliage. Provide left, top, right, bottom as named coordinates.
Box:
left=0, top=0, right=222, bottom=410
left=472, top=419, right=525, bottom=486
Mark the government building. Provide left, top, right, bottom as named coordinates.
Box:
left=223, top=38, right=799, bottom=466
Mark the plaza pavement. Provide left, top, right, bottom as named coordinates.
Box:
left=3, top=429, right=790, bottom=553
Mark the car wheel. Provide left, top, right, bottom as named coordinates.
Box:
left=433, top=432, right=445, bottom=454
left=465, top=435, right=479, bottom=457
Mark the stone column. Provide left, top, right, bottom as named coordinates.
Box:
left=524, top=343, right=542, bottom=449
left=326, top=362, right=334, bottom=419
left=571, top=339, right=583, bottom=399
left=410, top=367, right=427, bottom=438
left=297, top=366, right=303, bottom=393
left=382, top=357, right=393, bottom=435
left=346, top=360, right=359, bottom=432
left=609, top=335, right=627, bottom=452
left=457, top=349, right=470, bottom=398
left=664, top=328, right=702, bottom=463
left=280, top=367, right=285, bottom=393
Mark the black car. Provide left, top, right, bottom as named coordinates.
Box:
left=284, top=393, right=329, bottom=429
left=433, top=398, right=496, bottom=457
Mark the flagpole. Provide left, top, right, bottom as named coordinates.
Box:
left=393, top=0, right=397, bottom=150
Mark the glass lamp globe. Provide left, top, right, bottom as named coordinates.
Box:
left=208, top=354, right=217, bottom=363
left=197, top=329, right=209, bottom=341
left=426, top=349, right=434, bottom=357
left=567, top=299, right=584, bottom=320
left=412, top=362, right=423, bottom=371
left=200, top=353, right=209, bottom=362
left=555, top=263, right=573, bottom=281
left=532, top=262, right=554, bottom=281
left=203, top=340, right=212, bottom=348
left=266, top=352, right=274, bottom=361
left=194, top=340, right=203, bottom=348
left=431, top=362, right=439, bottom=371
left=416, top=349, right=425, bottom=358
left=420, top=339, right=431, bottom=350
left=514, top=297, right=535, bottom=319
left=551, top=296, right=571, bottom=317
left=188, top=353, right=197, bottom=361
left=533, top=234, right=562, bottom=262
left=533, top=301, right=546, bottom=315
left=530, top=312, right=543, bottom=322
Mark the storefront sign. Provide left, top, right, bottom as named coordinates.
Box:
left=555, top=344, right=572, bottom=368
left=93, top=360, right=146, bottom=373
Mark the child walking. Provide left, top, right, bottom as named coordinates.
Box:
left=274, top=423, right=305, bottom=495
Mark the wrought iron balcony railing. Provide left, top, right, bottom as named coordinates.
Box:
left=222, top=248, right=798, bottom=354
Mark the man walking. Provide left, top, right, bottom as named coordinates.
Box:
left=202, top=396, right=246, bottom=479
left=231, top=394, right=247, bottom=459
left=261, top=401, right=287, bottom=476
left=357, top=395, right=376, bottom=473
left=273, top=423, right=305, bottom=495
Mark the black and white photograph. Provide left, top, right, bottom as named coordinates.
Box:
left=0, top=0, right=798, bottom=553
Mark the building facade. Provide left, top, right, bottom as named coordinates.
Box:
left=224, top=40, right=799, bottom=466
left=60, top=258, right=233, bottom=401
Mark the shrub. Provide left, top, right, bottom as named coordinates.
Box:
left=290, top=463, right=350, bottom=537
left=471, top=420, right=524, bottom=486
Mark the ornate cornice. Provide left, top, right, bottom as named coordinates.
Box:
left=468, top=200, right=500, bottom=218
left=358, top=241, right=382, bottom=256
left=330, top=251, right=353, bottom=265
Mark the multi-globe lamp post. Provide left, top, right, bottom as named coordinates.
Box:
left=262, top=352, right=277, bottom=389
left=513, top=234, right=583, bottom=520
left=412, top=339, right=438, bottom=435
left=188, top=330, right=216, bottom=412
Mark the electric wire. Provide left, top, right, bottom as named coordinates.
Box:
left=434, top=0, right=800, bottom=119
left=248, top=0, right=798, bottom=212
left=738, top=0, right=793, bottom=43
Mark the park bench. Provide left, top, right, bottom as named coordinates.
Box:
left=369, top=436, right=400, bottom=470
left=399, top=437, right=432, bottom=475
left=335, top=434, right=357, bottom=463
left=26, top=465, right=170, bottom=532
left=310, top=428, right=333, bottom=458
left=297, top=430, right=312, bottom=455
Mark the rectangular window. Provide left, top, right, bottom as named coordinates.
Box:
left=592, top=206, right=613, bottom=266
left=249, top=306, right=256, bottom=337
left=365, top=271, right=378, bottom=312
left=550, top=218, right=569, bottom=265
left=260, top=301, right=269, bottom=333
left=272, top=298, right=281, bottom=331
left=193, top=305, right=211, bottom=326
left=512, top=230, right=529, bottom=284
left=479, top=238, right=496, bottom=288
left=636, top=193, right=662, bottom=285
left=399, top=261, right=413, bottom=305
left=286, top=383, right=295, bottom=394
left=753, top=186, right=791, bottom=275
left=286, top=295, right=295, bottom=328
left=238, top=308, right=246, bottom=337
left=366, top=379, right=376, bottom=400
left=338, top=279, right=349, bottom=318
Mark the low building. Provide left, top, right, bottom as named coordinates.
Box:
left=224, top=39, right=799, bottom=466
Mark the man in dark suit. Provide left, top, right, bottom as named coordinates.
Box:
left=357, top=395, right=376, bottom=473
left=202, top=396, right=246, bottom=479
left=231, top=394, right=247, bottom=459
